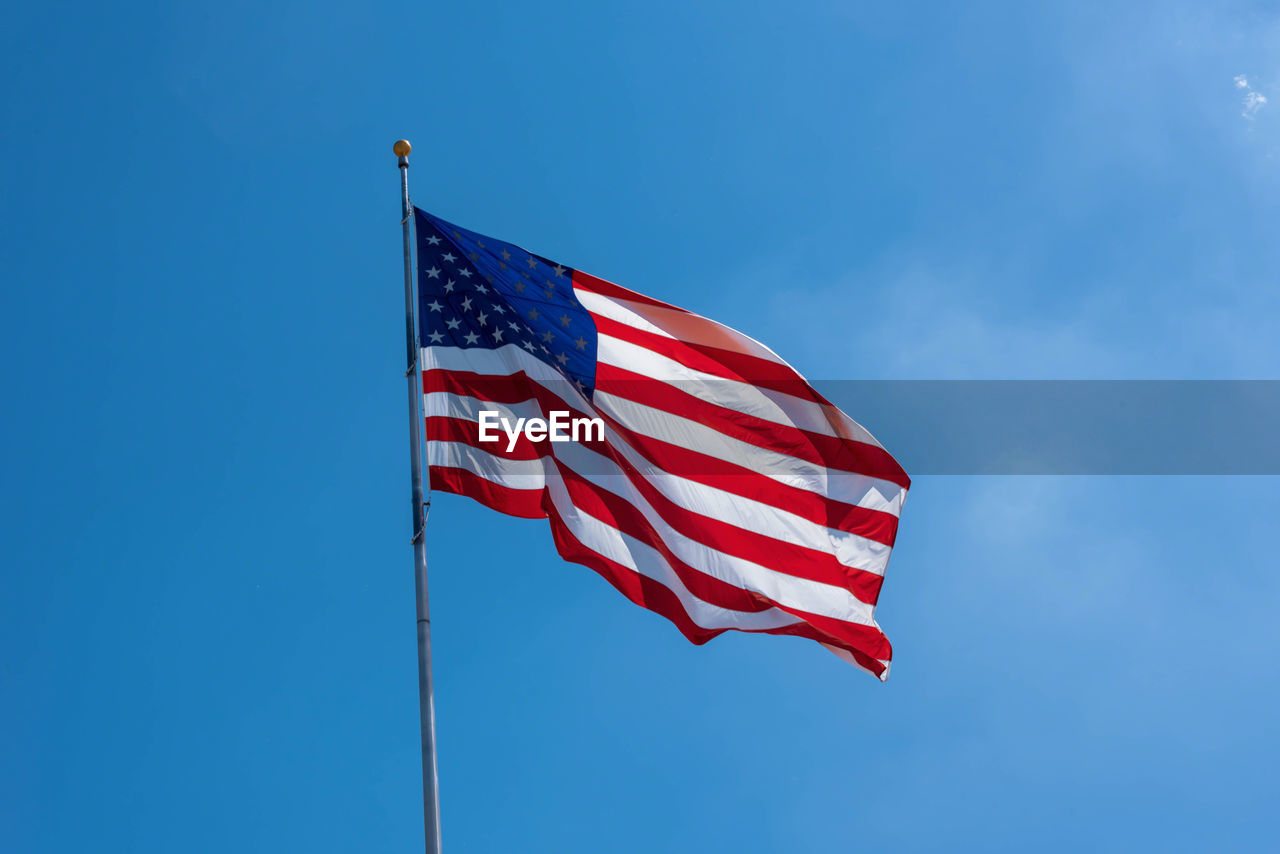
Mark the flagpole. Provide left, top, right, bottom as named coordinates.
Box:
left=394, top=139, right=443, bottom=854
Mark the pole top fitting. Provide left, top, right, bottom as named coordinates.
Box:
left=393, top=139, right=412, bottom=157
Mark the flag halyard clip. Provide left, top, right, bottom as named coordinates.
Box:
left=411, top=504, right=428, bottom=545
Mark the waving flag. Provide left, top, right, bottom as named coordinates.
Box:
left=415, top=208, right=910, bottom=679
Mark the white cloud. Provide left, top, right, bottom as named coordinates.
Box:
left=1235, top=74, right=1268, bottom=118
left=1244, top=90, right=1268, bottom=118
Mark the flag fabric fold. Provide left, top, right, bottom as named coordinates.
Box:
left=414, top=208, right=910, bottom=679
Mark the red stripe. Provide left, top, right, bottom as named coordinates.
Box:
left=545, top=499, right=888, bottom=677
left=425, top=413, right=608, bottom=460
left=427, top=415, right=541, bottom=460
left=596, top=361, right=911, bottom=496
left=571, top=270, right=683, bottom=311
left=424, top=369, right=901, bottom=546
left=593, top=316, right=910, bottom=491
left=429, top=465, right=546, bottom=519
left=428, top=391, right=887, bottom=601
left=556, top=469, right=774, bottom=614
left=427, top=398, right=893, bottom=671
left=432, top=456, right=889, bottom=669
left=570, top=454, right=886, bottom=603
left=593, top=313, right=796, bottom=385
left=553, top=464, right=891, bottom=651
left=590, top=405, right=902, bottom=548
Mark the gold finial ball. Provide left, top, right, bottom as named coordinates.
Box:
left=393, top=139, right=412, bottom=157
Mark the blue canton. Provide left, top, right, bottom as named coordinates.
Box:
left=414, top=208, right=598, bottom=397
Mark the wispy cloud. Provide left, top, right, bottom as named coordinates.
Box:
left=1234, top=74, right=1268, bottom=119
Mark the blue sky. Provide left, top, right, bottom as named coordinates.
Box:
left=3, top=1, right=1279, bottom=851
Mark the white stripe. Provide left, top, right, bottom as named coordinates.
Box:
left=581, top=287, right=894, bottom=455
left=545, top=476, right=804, bottom=633
left=426, top=391, right=884, bottom=624
left=596, top=333, right=883, bottom=448
left=573, top=289, right=684, bottom=341
left=574, top=287, right=793, bottom=368
left=593, top=388, right=905, bottom=518
left=552, top=443, right=881, bottom=626
left=427, top=440, right=546, bottom=491
left=425, top=389, right=894, bottom=575
left=423, top=344, right=905, bottom=518
left=591, top=433, right=893, bottom=577
left=428, top=431, right=807, bottom=633
left=422, top=343, right=593, bottom=410
left=821, top=642, right=890, bottom=681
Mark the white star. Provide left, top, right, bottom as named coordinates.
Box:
left=553, top=264, right=566, bottom=278
left=426, top=235, right=441, bottom=246
left=493, top=328, right=504, bottom=342
left=476, top=311, right=488, bottom=326
left=475, top=283, right=489, bottom=294
left=464, top=331, right=480, bottom=345
left=427, top=300, right=443, bottom=312
left=446, top=317, right=461, bottom=330
left=425, top=266, right=441, bottom=279
left=493, top=303, right=506, bottom=314
left=461, top=296, right=473, bottom=311
left=541, top=330, right=554, bottom=343
left=555, top=351, right=569, bottom=365
left=458, top=268, right=472, bottom=278
left=442, top=252, right=456, bottom=263
left=427, top=330, right=444, bottom=343
left=444, top=280, right=455, bottom=293
left=508, top=321, right=520, bottom=332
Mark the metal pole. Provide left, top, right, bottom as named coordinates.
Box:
left=394, top=139, right=442, bottom=854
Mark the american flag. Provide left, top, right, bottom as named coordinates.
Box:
left=415, top=208, right=910, bottom=679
